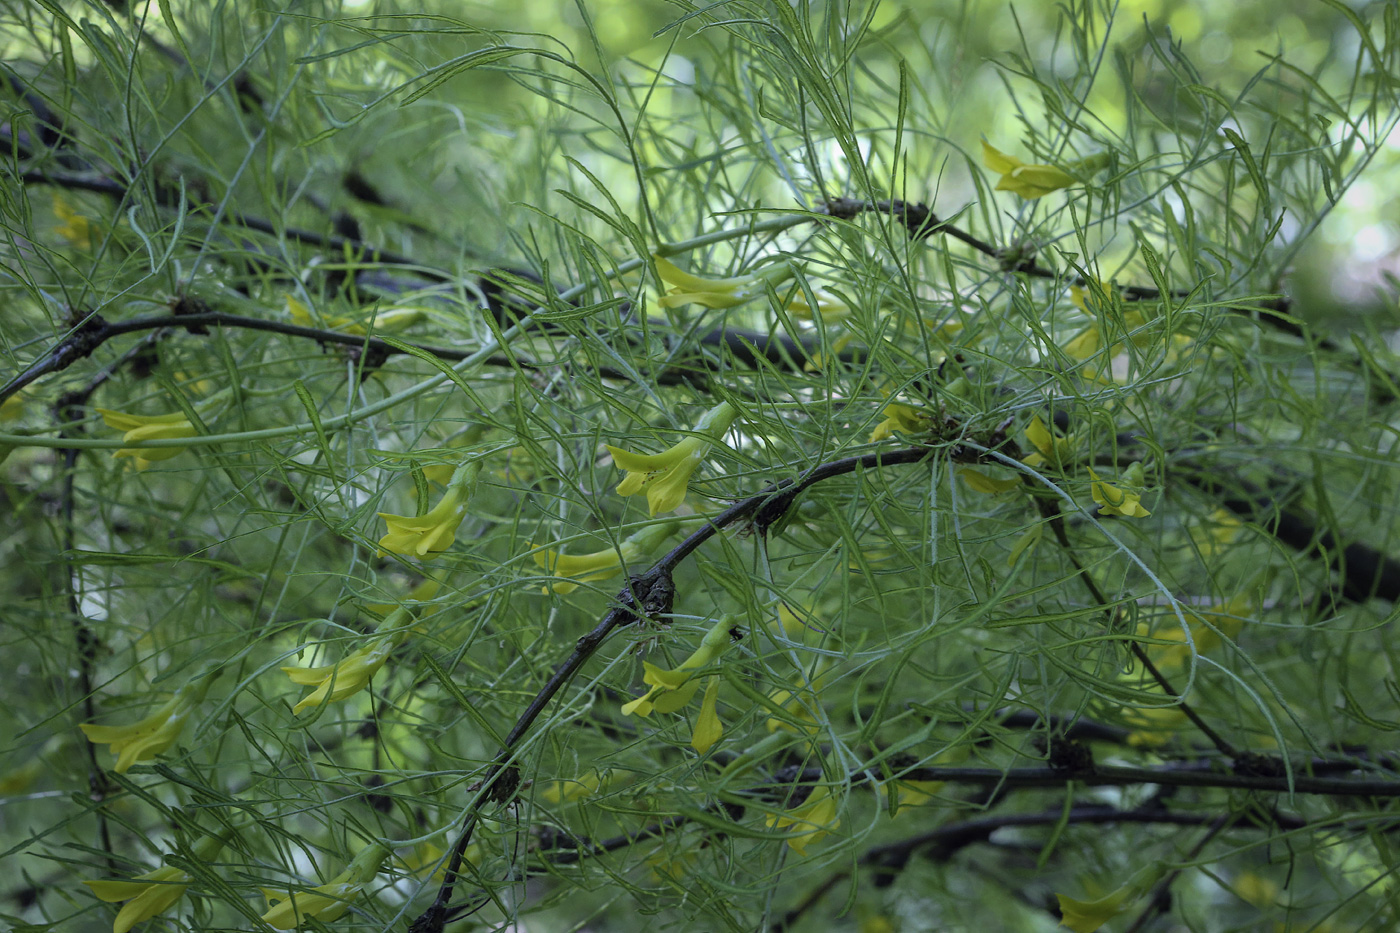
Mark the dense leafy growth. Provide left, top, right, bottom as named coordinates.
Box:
left=4, top=2, right=1400, bottom=931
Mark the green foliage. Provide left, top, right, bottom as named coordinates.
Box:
left=4, top=1, right=1400, bottom=931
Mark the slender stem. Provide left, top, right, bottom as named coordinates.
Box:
left=1034, top=494, right=1239, bottom=758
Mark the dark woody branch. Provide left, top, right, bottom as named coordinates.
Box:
left=1179, top=465, right=1400, bottom=604
left=413, top=443, right=941, bottom=931
left=0, top=304, right=858, bottom=408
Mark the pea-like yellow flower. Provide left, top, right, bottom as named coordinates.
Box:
left=1088, top=463, right=1151, bottom=518
left=83, top=834, right=227, bottom=933
left=653, top=255, right=795, bottom=309
left=690, top=677, right=723, bottom=754
left=766, top=784, right=840, bottom=855
left=540, top=768, right=632, bottom=804
left=785, top=288, right=852, bottom=322
left=96, top=409, right=197, bottom=470
left=79, top=674, right=216, bottom=773
left=283, top=608, right=412, bottom=714
left=1056, top=863, right=1164, bottom=932
left=958, top=467, right=1021, bottom=494
left=0, top=390, right=24, bottom=423
left=286, top=295, right=424, bottom=335
left=260, top=844, right=389, bottom=930
left=982, top=142, right=1110, bottom=199
left=53, top=192, right=97, bottom=248
left=1139, top=594, right=1253, bottom=669
left=622, top=616, right=736, bottom=753
left=869, top=403, right=933, bottom=443
left=532, top=519, right=680, bottom=595
left=377, top=463, right=480, bottom=557
left=606, top=401, right=739, bottom=515
left=1023, top=414, right=1073, bottom=469
left=1062, top=283, right=1159, bottom=382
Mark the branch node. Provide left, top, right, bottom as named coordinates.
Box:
left=1233, top=753, right=1287, bottom=779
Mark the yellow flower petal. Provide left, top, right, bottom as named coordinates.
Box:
left=1088, top=468, right=1151, bottom=518
left=79, top=682, right=207, bottom=773
left=653, top=256, right=794, bottom=309
left=690, top=677, right=723, bottom=753
left=981, top=141, right=1100, bottom=200
left=959, top=468, right=1021, bottom=495
left=377, top=486, right=469, bottom=557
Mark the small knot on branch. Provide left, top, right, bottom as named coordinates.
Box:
left=1046, top=736, right=1095, bottom=774
left=1233, top=753, right=1288, bottom=778
left=616, top=569, right=676, bottom=627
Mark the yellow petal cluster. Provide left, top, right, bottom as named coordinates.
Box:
left=958, top=467, right=1021, bottom=495
left=766, top=785, right=840, bottom=855
left=378, top=487, right=468, bottom=556
left=607, top=437, right=709, bottom=516
left=1087, top=467, right=1151, bottom=518
left=869, top=402, right=933, bottom=443
left=1023, top=414, right=1073, bottom=469
left=621, top=617, right=735, bottom=753
left=607, top=401, right=739, bottom=515
left=260, top=844, right=389, bottom=930
left=653, top=256, right=794, bottom=309
left=982, top=142, right=1078, bottom=198
left=85, top=867, right=191, bottom=933
left=53, top=192, right=97, bottom=247
left=282, top=608, right=412, bottom=713
left=79, top=677, right=213, bottom=773
left=532, top=519, right=679, bottom=595
left=96, top=409, right=197, bottom=470
left=286, top=295, right=424, bottom=335
left=1055, top=863, right=1164, bottom=932
left=982, top=142, right=1109, bottom=199
left=83, top=834, right=227, bottom=933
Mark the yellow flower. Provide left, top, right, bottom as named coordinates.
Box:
left=869, top=403, right=933, bottom=442
left=532, top=519, right=680, bottom=595
left=646, top=847, right=699, bottom=884
left=1088, top=465, right=1151, bottom=518
left=1139, top=595, right=1253, bottom=669
left=53, top=192, right=97, bottom=247
left=766, top=784, right=840, bottom=855
left=0, top=758, right=44, bottom=795
left=96, top=409, right=197, bottom=470
left=1023, top=414, right=1073, bottom=468
left=286, top=295, right=423, bottom=334
left=540, top=768, right=632, bottom=803
left=888, top=779, right=946, bottom=814
left=260, top=844, right=389, bottom=930
left=982, top=142, right=1110, bottom=199
left=363, top=577, right=441, bottom=619
left=1, top=390, right=24, bottom=423
left=690, top=677, right=723, bottom=754
left=653, top=255, right=794, bottom=309
left=1056, top=863, right=1164, bottom=932
left=606, top=401, right=739, bottom=515
left=79, top=676, right=214, bottom=773
left=1232, top=871, right=1279, bottom=908
left=1056, top=890, right=1134, bottom=933
left=83, top=835, right=227, bottom=933
left=959, top=467, right=1021, bottom=494
left=377, top=463, right=479, bottom=557
left=1062, top=283, right=1157, bottom=382
left=283, top=609, right=411, bottom=714
left=622, top=616, right=735, bottom=753
left=785, top=288, right=852, bottom=322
